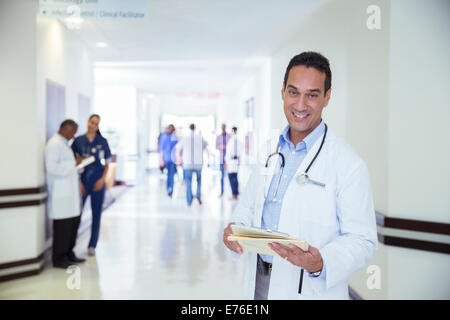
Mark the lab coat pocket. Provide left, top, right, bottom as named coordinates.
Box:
left=298, top=182, right=339, bottom=246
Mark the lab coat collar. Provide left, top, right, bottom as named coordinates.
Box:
left=292, top=123, right=330, bottom=178
left=279, top=120, right=325, bottom=153
left=56, top=132, right=70, bottom=144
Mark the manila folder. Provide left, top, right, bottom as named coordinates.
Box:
left=227, top=225, right=309, bottom=256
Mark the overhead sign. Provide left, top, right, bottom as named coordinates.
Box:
left=39, top=0, right=148, bottom=20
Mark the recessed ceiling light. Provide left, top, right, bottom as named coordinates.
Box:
left=96, top=42, right=108, bottom=48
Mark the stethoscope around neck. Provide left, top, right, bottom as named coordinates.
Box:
left=264, top=123, right=328, bottom=203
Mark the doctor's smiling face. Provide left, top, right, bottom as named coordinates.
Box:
left=282, top=54, right=331, bottom=145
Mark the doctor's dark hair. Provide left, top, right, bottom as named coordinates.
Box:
left=59, top=119, right=78, bottom=130
left=283, top=51, right=332, bottom=96
left=89, top=114, right=103, bottom=138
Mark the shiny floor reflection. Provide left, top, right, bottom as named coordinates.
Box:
left=0, top=169, right=249, bottom=299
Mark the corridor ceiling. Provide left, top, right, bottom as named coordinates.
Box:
left=68, top=0, right=326, bottom=94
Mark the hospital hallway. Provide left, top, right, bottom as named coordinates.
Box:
left=0, top=169, right=250, bottom=299
left=1, top=0, right=449, bottom=301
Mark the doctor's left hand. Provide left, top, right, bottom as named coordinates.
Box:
left=268, top=242, right=323, bottom=273
left=93, top=178, right=105, bottom=191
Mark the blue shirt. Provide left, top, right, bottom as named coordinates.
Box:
left=71, top=134, right=111, bottom=183
left=216, top=133, right=230, bottom=164
left=260, top=121, right=325, bottom=263
left=159, top=132, right=179, bottom=163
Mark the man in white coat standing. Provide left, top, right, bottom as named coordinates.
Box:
left=222, top=52, right=378, bottom=299
left=45, top=119, right=86, bottom=269
left=225, top=126, right=243, bottom=200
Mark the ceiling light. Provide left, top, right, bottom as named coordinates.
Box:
left=96, top=42, right=108, bottom=48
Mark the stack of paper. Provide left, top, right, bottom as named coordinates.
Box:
left=76, top=156, right=95, bottom=170
left=227, top=225, right=309, bottom=256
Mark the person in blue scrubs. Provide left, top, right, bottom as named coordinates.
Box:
left=159, top=124, right=179, bottom=197
left=71, top=114, right=111, bottom=256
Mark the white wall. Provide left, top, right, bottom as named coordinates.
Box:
left=0, top=0, right=45, bottom=265
left=388, top=0, right=450, bottom=223
left=0, top=0, right=39, bottom=189
left=385, top=0, right=450, bottom=299
left=36, top=18, right=94, bottom=181
left=232, top=60, right=271, bottom=160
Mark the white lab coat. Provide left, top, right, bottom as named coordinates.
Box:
left=44, top=133, right=81, bottom=220
left=230, top=127, right=378, bottom=299
left=225, top=135, right=243, bottom=173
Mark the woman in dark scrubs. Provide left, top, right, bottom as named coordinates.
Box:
left=72, top=114, right=111, bottom=256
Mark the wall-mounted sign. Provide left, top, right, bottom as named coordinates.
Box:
left=39, top=0, right=148, bottom=20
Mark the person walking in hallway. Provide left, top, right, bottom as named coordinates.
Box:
left=157, top=132, right=164, bottom=174
left=159, top=124, right=179, bottom=197
left=45, top=119, right=86, bottom=268
left=216, top=123, right=230, bottom=197
left=176, top=124, right=209, bottom=206
left=71, top=114, right=112, bottom=256
left=225, top=126, right=242, bottom=200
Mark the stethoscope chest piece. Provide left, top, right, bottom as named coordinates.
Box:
left=265, top=122, right=328, bottom=199
left=296, top=173, right=326, bottom=188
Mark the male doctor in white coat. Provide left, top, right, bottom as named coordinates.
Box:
left=223, top=51, right=378, bottom=299
left=45, top=119, right=86, bottom=269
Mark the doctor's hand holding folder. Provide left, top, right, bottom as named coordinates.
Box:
left=223, top=222, right=324, bottom=274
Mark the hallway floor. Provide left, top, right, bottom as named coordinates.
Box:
left=0, top=169, right=249, bottom=299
